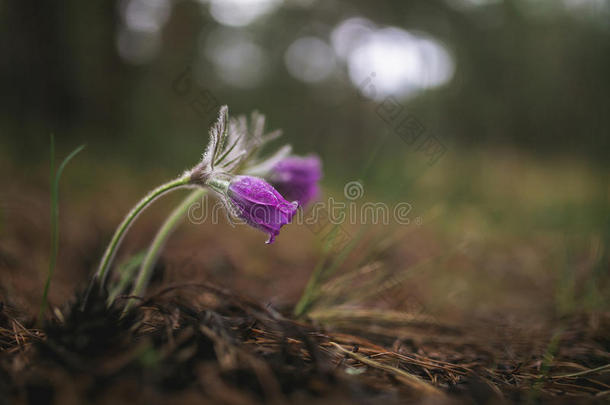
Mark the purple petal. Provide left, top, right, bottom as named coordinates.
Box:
left=228, top=176, right=298, bottom=243
left=270, top=155, right=322, bottom=207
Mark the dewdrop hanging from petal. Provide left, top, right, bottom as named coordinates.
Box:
left=206, top=175, right=298, bottom=243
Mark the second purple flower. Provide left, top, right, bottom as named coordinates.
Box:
left=269, top=155, right=322, bottom=207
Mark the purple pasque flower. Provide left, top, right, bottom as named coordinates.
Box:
left=269, top=155, right=322, bottom=207
left=227, top=176, right=298, bottom=244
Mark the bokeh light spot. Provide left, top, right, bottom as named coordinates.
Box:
left=208, top=0, right=282, bottom=27
left=335, top=22, right=455, bottom=100
left=284, top=37, right=336, bottom=83
left=203, top=28, right=267, bottom=88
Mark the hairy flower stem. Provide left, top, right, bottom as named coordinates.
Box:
left=92, top=175, right=191, bottom=293
left=124, top=188, right=205, bottom=310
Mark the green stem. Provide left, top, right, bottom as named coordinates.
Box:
left=124, top=189, right=206, bottom=309
left=106, top=251, right=146, bottom=305
left=94, top=175, right=191, bottom=290
left=38, top=138, right=84, bottom=326
left=38, top=136, right=56, bottom=327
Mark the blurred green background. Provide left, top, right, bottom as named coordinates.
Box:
left=1, top=0, right=609, bottom=175
left=0, top=0, right=608, bottom=316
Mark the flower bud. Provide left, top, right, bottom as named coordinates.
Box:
left=226, top=176, right=298, bottom=243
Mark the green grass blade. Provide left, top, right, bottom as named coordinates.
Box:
left=293, top=253, right=329, bottom=318
left=38, top=138, right=85, bottom=325
left=294, top=224, right=367, bottom=318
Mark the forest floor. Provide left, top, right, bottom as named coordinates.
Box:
left=1, top=154, right=609, bottom=404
